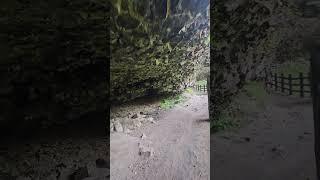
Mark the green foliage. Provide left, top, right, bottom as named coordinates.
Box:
left=185, top=87, right=194, bottom=94
left=275, top=61, right=310, bottom=76
left=195, top=80, right=207, bottom=86
left=160, top=94, right=186, bottom=110
left=211, top=109, right=240, bottom=132
left=243, top=81, right=268, bottom=107
left=204, top=35, right=210, bottom=45
left=211, top=81, right=267, bottom=133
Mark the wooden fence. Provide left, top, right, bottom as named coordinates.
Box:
left=265, top=72, right=311, bottom=97
left=193, top=84, right=208, bottom=92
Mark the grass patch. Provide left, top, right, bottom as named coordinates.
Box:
left=185, top=87, right=194, bottom=94
left=195, top=80, right=207, bottom=86
left=160, top=94, right=186, bottom=110
left=211, top=110, right=240, bottom=132
left=242, top=81, right=268, bottom=107
left=211, top=81, right=267, bottom=133
left=275, top=61, right=310, bottom=76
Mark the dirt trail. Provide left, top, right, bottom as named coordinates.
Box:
left=111, top=94, right=210, bottom=180
left=212, top=94, right=317, bottom=180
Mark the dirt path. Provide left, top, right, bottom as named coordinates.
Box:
left=211, top=94, right=317, bottom=180
left=110, top=94, right=210, bottom=180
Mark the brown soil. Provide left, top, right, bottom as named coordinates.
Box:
left=211, top=93, right=316, bottom=180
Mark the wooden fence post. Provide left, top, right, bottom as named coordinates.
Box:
left=300, top=72, right=304, bottom=97
left=281, top=73, right=284, bottom=93
left=264, top=68, right=268, bottom=88
left=289, top=74, right=292, bottom=95
left=309, top=71, right=312, bottom=97
left=275, top=73, right=278, bottom=91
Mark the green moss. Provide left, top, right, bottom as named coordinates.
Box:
left=160, top=94, right=186, bottom=110
left=185, top=87, right=194, bottom=94
left=195, top=80, right=207, bottom=86
left=204, top=35, right=210, bottom=45
left=275, top=61, right=310, bottom=76
left=211, top=108, right=240, bottom=132
left=242, top=81, right=268, bottom=107
left=211, top=81, right=267, bottom=133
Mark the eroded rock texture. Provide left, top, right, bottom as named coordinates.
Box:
left=110, top=0, right=210, bottom=102
left=0, top=1, right=108, bottom=133
left=210, top=0, right=319, bottom=120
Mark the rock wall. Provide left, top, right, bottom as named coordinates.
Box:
left=0, top=0, right=108, bottom=133
left=0, top=0, right=210, bottom=133
left=110, top=0, right=210, bottom=102
left=210, top=0, right=319, bottom=120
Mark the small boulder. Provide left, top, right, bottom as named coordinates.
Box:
left=70, top=167, right=89, bottom=180
left=141, top=133, right=147, bottom=139
left=114, top=121, right=123, bottom=132
left=124, top=127, right=132, bottom=134
left=147, top=117, right=156, bottom=124
left=135, top=121, right=142, bottom=128
left=110, top=123, right=114, bottom=132
left=16, top=177, right=31, bottom=180
left=138, top=144, right=153, bottom=158
left=131, top=114, right=138, bottom=119
left=96, top=158, right=109, bottom=169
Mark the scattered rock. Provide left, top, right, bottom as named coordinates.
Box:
left=16, top=177, right=31, bottom=180
left=271, top=145, right=286, bottom=158
left=96, top=159, right=109, bottom=169
left=0, top=173, right=15, bottom=180
left=124, top=128, right=132, bottom=134
left=70, top=167, right=89, bottom=180
left=88, top=168, right=109, bottom=179
left=56, top=163, right=67, bottom=169
left=114, top=121, right=123, bottom=132
left=82, top=177, right=101, bottom=180
left=46, top=174, right=57, bottom=180
left=298, top=135, right=304, bottom=140
left=141, top=133, right=147, bottom=139
left=135, top=121, right=142, bottom=128
left=138, top=144, right=154, bottom=158
left=110, top=123, right=115, bottom=132
left=131, top=114, right=138, bottom=119
left=147, top=117, right=156, bottom=124
left=58, top=168, right=74, bottom=180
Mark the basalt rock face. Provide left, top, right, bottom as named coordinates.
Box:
left=110, top=0, right=210, bottom=102
left=210, top=0, right=318, bottom=120
left=0, top=1, right=108, bottom=133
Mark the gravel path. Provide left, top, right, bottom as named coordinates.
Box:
left=110, top=94, right=210, bottom=180
left=211, top=94, right=317, bottom=180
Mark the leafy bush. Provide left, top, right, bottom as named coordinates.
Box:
left=243, top=81, right=268, bottom=107
left=211, top=81, right=267, bottom=133
left=185, top=87, right=194, bottom=94
left=211, top=108, right=240, bottom=132
left=195, top=80, right=207, bottom=86
left=160, top=94, right=186, bottom=110
left=275, top=61, right=310, bottom=76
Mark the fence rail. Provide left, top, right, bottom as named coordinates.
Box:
left=265, top=71, right=311, bottom=97
left=193, top=84, right=208, bottom=93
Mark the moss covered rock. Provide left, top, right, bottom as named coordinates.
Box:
left=110, top=0, right=210, bottom=103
